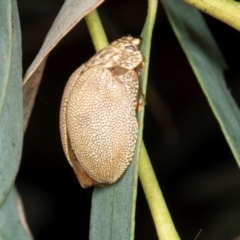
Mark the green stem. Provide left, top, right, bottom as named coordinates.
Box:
left=140, top=0, right=158, bottom=93
left=139, top=143, right=181, bottom=240
left=183, top=0, right=240, bottom=31
left=84, top=10, right=108, bottom=51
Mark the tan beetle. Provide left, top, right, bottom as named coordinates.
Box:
left=60, top=36, right=144, bottom=188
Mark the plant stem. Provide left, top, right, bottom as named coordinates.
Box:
left=84, top=10, right=108, bottom=51
left=183, top=0, right=240, bottom=31
left=139, top=143, right=181, bottom=240
left=140, top=0, right=158, bottom=93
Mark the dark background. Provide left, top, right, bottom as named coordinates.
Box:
left=16, top=0, right=240, bottom=239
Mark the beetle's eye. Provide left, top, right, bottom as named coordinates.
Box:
left=125, top=45, right=136, bottom=52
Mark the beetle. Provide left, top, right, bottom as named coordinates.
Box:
left=60, top=36, right=144, bottom=188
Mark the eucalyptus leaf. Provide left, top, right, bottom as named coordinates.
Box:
left=0, top=0, right=23, bottom=207
left=0, top=188, right=32, bottom=240
left=184, top=0, right=240, bottom=32
left=160, top=0, right=240, bottom=166
left=90, top=160, right=139, bottom=240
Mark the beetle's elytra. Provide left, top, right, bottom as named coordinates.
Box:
left=59, top=36, right=144, bottom=188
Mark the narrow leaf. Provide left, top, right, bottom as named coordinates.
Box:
left=161, top=0, right=240, bottom=165
left=184, top=0, right=240, bottom=32
left=0, top=188, right=32, bottom=240
left=23, top=0, right=104, bottom=131
left=0, top=0, right=23, bottom=207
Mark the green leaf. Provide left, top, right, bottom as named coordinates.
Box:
left=184, top=0, right=240, bottom=32
left=0, top=0, right=23, bottom=207
left=160, top=0, right=240, bottom=166
left=89, top=0, right=157, bottom=238
left=0, top=187, right=32, bottom=240
left=90, top=161, right=139, bottom=240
